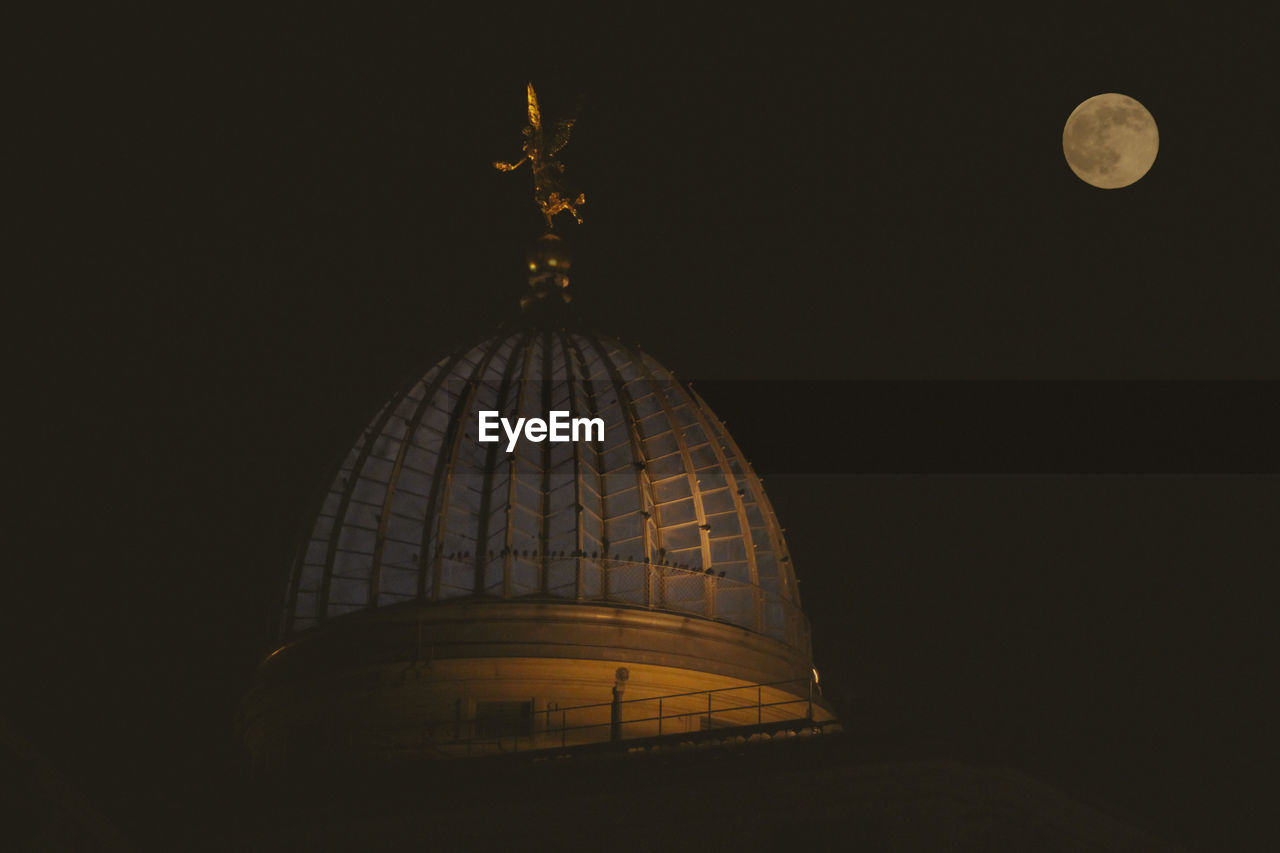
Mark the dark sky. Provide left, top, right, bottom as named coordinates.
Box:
left=7, top=8, right=1278, bottom=851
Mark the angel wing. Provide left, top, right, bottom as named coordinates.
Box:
left=526, top=82, right=542, bottom=131
left=547, top=119, right=576, bottom=156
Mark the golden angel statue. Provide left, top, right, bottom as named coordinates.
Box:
left=494, top=83, right=585, bottom=228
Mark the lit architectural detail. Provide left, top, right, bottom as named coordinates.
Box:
left=239, top=313, right=832, bottom=772
left=283, top=328, right=804, bottom=643
left=493, top=83, right=585, bottom=227
left=238, top=86, right=834, bottom=775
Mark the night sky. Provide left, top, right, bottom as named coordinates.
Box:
left=8, top=8, right=1278, bottom=851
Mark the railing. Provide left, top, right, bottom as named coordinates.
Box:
left=356, top=677, right=826, bottom=761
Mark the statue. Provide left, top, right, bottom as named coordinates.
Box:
left=494, top=83, right=585, bottom=229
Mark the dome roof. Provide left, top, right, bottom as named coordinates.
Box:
left=283, top=323, right=807, bottom=652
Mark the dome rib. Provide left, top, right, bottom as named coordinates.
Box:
left=471, top=327, right=536, bottom=597
left=368, top=348, right=469, bottom=608
left=307, top=377, right=410, bottom=625
left=560, top=330, right=616, bottom=591
left=647, top=356, right=765, bottom=595
left=575, top=332, right=658, bottom=569
left=694, top=384, right=803, bottom=611
left=557, top=330, right=589, bottom=595
left=620, top=340, right=715, bottom=575
left=533, top=328, right=558, bottom=595
left=429, top=333, right=515, bottom=602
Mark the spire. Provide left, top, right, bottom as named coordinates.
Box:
left=520, top=233, right=572, bottom=311
left=494, top=83, right=584, bottom=312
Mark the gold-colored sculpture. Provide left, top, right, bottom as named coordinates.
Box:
left=494, top=83, right=585, bottom=228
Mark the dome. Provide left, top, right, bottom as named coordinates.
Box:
left=241, top=89, right=833, bottom=771
left=242, top=240, right=833, bottom=772
left=284, top=324, right=807, bottom=653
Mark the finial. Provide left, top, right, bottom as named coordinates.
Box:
left=494, top=83, right=585, bottom=230
left=520, top=233, right=572, bottom=311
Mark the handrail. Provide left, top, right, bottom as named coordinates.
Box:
left=349, top=677, right=824, bottom=759
left=526, top=677, right=813, bottom=716
left=455, top=699, right=813, bottom=754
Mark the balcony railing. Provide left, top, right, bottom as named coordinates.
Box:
left=350, top=677, right=829, bottom=761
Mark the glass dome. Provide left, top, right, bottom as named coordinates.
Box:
left=283, top=324, right=807, bottom=652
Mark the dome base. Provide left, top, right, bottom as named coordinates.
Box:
left=240, top=601, right=830, bottom=774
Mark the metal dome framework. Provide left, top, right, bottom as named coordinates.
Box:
left=284, top=326, right=808, bottom=652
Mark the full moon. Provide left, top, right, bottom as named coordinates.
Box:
left=1062, top=93, right=1159, bottom=188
